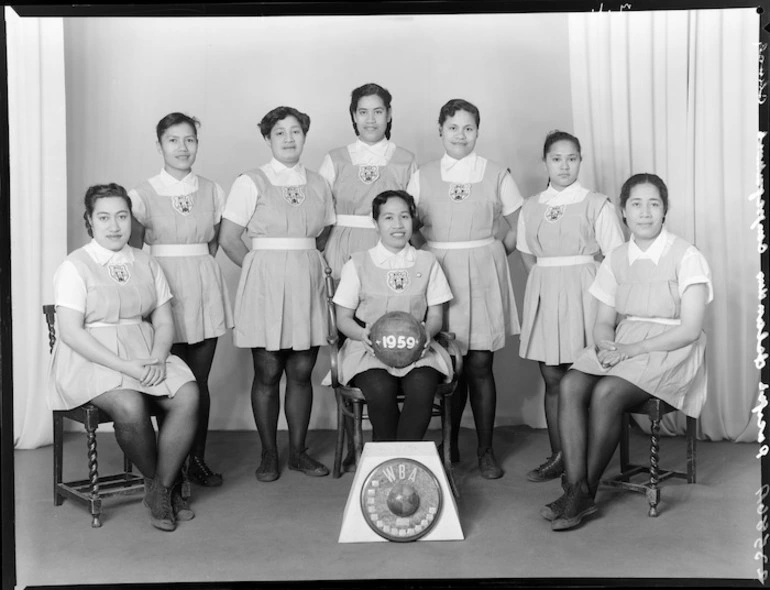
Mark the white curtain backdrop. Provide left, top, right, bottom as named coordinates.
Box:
left=568, top=8, right=759, bottom=441
left=7, top=8, right=69, bottom=449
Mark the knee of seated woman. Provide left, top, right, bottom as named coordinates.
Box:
left=169, top=381, right=200, bottom=413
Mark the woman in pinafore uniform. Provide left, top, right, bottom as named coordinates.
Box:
left=319, top=83, right=417, bottom=280
left=518, top=131, right=624, bottom=483
left=129, top=112, right=233, bottom=487
left=541, top=173, right=712, bottom=531
left=334, top=190, right=453, bottom=441
left=407, top=98, right=523, bottom=478
left=219, top=106, right=335, bottom=482
left=49, top=184, right=199, bottom=532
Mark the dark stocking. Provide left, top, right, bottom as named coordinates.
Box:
left=152, top=382, right=199, bottom=487
left=250, top=348, right=285, bottom=453
left=353, top=369, right=400, bottom=441
left=284, top=347, right=320, bottom=456
left=464, top=350, right=497, bottom=453
left=585, top=376, right=651, bottom=490
left=172, top=338, right=218, bottom=459
left=539, top=362, right=570, bottom=454
left=91, top=389, right=157, bottom=479
left=397, top=367, right=441, bottom=441
left=558, top=370, right=599, bottom=485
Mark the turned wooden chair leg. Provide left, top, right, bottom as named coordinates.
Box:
left=686, top=416, right=696, bottom=484
left=353, top=402, right=364, bottom=466
left=53, top=413, right=64, bottom=506
left=441, top=395, right=459, bottom=499
left=85, top=421, right=103, bottom=528
left=647, top=416, right=661, bottom=517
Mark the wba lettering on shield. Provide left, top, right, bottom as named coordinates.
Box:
left=387, top=270, right=410, bottom=293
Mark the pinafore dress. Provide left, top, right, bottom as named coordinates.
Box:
left=570, top=236, right=709, bottom=417
left=132, top=176, right=233, bottom=344
left=49, top=247, right=196, bottom=410
left=337, top=249, right=452, bottom=385
left=324, top=146, right=416, bottom=279
left=232, top=168, right=331, bottom=350
left=417, top=159, right=519, bottom=355
left=519, top=191, right=613, bottom=365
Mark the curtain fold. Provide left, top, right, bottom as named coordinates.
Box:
left=568, top=8, right=759, bottom=441
left=7, top=8, right=68, bottom=449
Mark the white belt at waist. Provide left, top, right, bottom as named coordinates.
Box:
left=251, top=237, right=316, bottom=250
left=426, top=237, right=495, bottom=250
left=536, top=255, right=595, bottom=267
left=335, top=214, right=376, bottom=229
left=150, top=243, right=209, bottom=257
left=86, top=318, right=143, bottom=328
left=625, top=316, right=682, bottom=326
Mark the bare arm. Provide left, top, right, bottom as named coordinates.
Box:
left=501, top=210, right=520, bottom=256
left=129, top=217, right=146, bottom=250
left=335, top=304, right=374, bottom=355
left=218, top=219, right=249, bottom=267
left=611, top=284, right=709, bottom=359
left=411, top=228, right=426, bottom=249
left=521, top=252, right=536, bottom=274
left=208, top=222, right=221, bottom=257
left=56, top=306, right=154, bottom=383
left=316, top=225, right=333, bottom=252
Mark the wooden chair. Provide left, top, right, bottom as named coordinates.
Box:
left=601, top=397, right=696, bottom=517
left=44, top=305, right=190, bottom=527
left=324, top=269, right=463, bottom=498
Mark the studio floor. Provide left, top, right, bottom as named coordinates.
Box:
left=12, top=425, right=762, bottom=587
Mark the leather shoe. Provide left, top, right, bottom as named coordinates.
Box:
left=526, top=451, right=564, bottom=482
left=477, top=448, right=503, bottom=479
left=551, top=481, right=598, bottom=531
left=289, top=451, right=330, bottom=477
left=540, top=491, right=568, bottom=521
left=255, top=449, right=279, bottom=482
left=187, top=456, right=223, bottom=487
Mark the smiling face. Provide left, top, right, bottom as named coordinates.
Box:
left=157, top=122, right=198, bottom=179
left=440, top=109, right=478, bottom=160
left=624, top=183, right=666, bottom=246
left=375, top=196, right=414, bottom=252
left=354, top=94, right=391, bottom=145
left=544, top=139, right=581, bottom=190
left=266, top=115, right=306, bottom=166
left=89, top=196, right=132, bottom=251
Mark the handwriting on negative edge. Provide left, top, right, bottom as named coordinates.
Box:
left=592, top=3, right=632, bottom=12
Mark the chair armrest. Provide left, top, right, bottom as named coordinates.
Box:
left=434, top=331, right=463, bottom=376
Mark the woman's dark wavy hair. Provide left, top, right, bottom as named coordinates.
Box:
left=438, top=98, right=480, bottom=128
left=155, top=112, right=200, bottom=142
left=349, top=83, right=393, bottom=140
left=372, top=189, right=417, bottom=221
left=258, top=106, right=311, bottom=138
left=83, top=183, right=132, bottom=237
left=542, top=129, right=581, bottom=159
left=619, top=173, right=669, bottom=215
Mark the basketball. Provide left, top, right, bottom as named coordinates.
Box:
left=369, top=311, right=427, bottom=368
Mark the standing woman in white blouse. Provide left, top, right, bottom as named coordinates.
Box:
left=319, top=82, right=417, bottom=281
left=50, top=184, right=199, bottom=531
left=129, top=112, right=233, bottom=488
left=407, top=98, right=523, bottom=479
left=219, top=106, right=335, bottom=483
left=517, top=131, right=624, bottom=484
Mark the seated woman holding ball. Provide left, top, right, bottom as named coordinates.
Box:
left=333, top=190, right=453, bottom=441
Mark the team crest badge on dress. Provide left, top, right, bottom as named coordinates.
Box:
left=544, top=205, right=565, bottom=223
left=108, top=263, right=130, bottom=285
left=172, top=194, right=194, bottom=216
left=282, top=186, right=305, bottom=206
left=448, top=183, right=471, bottom=202
left=358, top=165, right=380, bottom=185
left=387, top=270, right=410, bottom=293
